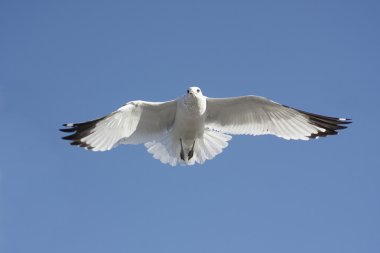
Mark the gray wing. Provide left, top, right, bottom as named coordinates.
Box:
left=206, top=96, right=351, bottom=140
left=60, top=100, right=177, bottom=151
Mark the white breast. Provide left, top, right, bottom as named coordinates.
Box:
left=172, top=95, right=207, bottom=141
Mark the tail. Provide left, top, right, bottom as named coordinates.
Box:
left=145, top=130, right=232, bottom=166
left=144, top=131, right=180, bottom=166
left=193, top=130, right=231, bottom=165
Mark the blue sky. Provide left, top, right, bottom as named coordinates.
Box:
left=1, top=0, right=379, bottom=252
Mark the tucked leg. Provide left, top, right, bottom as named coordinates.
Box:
left=188, top=140, right=195, bottom=160
left=180, top=138, right=185, bottom=161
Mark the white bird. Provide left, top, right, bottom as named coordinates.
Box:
left=61, top=87, right=351, bottom=166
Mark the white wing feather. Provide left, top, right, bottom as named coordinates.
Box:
left=61, top=100, right=177, bottom=151
left=206, top=96, right=350, bottom=140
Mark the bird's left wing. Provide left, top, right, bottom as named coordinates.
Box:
left=60, top=100, right=177, bottom=151
left=206, top=96, right=351, bottom=140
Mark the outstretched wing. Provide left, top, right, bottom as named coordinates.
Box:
left=206, top=96, right=351, bottom=140
left=60, top=100, right=177, bottom=151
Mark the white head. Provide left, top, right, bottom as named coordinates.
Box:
left=183, top=86, right=206, bottom=114
left=186, top=86, right=203, bottom=97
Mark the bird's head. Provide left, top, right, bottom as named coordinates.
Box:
left=186, top=87, right=203, bottom=97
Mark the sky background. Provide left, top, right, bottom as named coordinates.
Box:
left=1, top=0, right=379, bottom=252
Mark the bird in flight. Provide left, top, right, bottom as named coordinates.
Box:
left=60, top=87, right=351, bottom=166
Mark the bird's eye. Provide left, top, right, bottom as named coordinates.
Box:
left=197, top=89, right=200, bottom=93
left=187, top=90, right=190, bottom=94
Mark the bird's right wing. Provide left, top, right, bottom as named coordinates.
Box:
left=206, top=96, right=351, bottom=140
left=60, top=100, right=177, bottom=151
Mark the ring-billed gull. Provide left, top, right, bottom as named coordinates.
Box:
left=60, top=87, right=351, bottom=166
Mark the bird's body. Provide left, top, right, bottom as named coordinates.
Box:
left=61, top=87, right=351, bottom=166
left=173, top=89, right=206, bottom=156
left=174, top=89, right=206, bottom=142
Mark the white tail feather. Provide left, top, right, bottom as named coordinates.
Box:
left=145, top=130, right=231, bottom=166
left=145, top=132, right=179, bottom=166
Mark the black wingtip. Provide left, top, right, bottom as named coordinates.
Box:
left=60, top=116, right=106, bottom=149
left=59, top=128, right=75, bottom=133
left=339, top=119, right=352, bottom=124
left=285, top=107, right=352, bottom=139
left=62, top=134, right=75, bottom=140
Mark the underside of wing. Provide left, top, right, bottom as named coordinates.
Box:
left=60, top=100, right=177, bottom=151
left=206, top=96, right=351, bottom=140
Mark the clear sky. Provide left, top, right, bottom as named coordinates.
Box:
left=1, top=1, right=379, bottom=252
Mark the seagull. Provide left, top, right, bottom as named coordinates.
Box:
left=60, top=87, right=351, bottom=166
